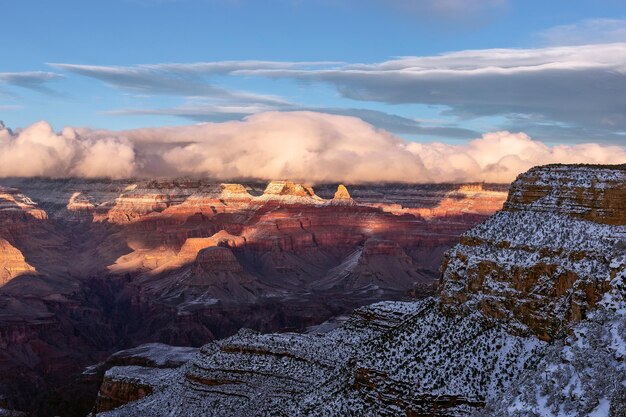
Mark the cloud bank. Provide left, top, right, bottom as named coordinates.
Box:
left=1, top=112, right=625, bottom=183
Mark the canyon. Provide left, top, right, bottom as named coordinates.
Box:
left=88, top=164, right=626, bottom=417
left=0, top=178, right=507, bottom=416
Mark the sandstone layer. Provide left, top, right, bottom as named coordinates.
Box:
left=95, top=164, right=625, bottom=417
left=0, top=178, right=506, bottom=416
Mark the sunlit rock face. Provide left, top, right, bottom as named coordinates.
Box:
left=0, top=187, right=47, bottom=222
left=96, top=164, right=625, bottom=417
left=0, top=239, right=35, bottom=285
left=0, top=177, right=507, bottom=416
left=329, top=183, right=356, bottom=206
left=333, top=184, right=351, bottom=200
left=262, top=180, right=317, bottom=197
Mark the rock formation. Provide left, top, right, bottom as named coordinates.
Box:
left=0, top=239, right=35, bottom=285
left=440, top=164, right=626, bottom=340
left=93, top=164, right=625, bottom=417
left=0, top=177, right=508, bottom=416
left=334, top=184, right=351, bottom=200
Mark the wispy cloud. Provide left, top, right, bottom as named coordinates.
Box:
left=49, top=62, right=328, bottom=102
left=378, top=0, right=508, bottom=24
left=536, top=18, right=626, bottom=46
left=0, top=71, right=63, bottom=95
left=106, top=101, right=287, bottom=122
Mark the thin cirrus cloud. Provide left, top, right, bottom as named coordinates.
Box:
left=2, top=111, right=625, bottom=183
left=0, top=71, right=63, bottom=95
left=378, top=0, right=507, bottom=23
left=48, top=62, right=331, bottom=104
left=106, top=101, right=288, bottom=123
left=536, top=18, right=626, bottom=46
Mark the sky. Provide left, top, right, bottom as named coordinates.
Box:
left=1, top=0, right=626, bottom=182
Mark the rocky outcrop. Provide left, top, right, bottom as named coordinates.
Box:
left=252, top=180, right=324, bottom=205
left=330, top=184, right=355, bottom=206
left=96, top=164, right=626, bottom=417
left=86, top=343, right=198, bottom=414
left=103, top=182, right=192, bottom=224
left=95, top=300, right=545, bottom=417
left=440, top=164, right=626, bottom=340
left=484, top=275, right=626, bottom=416
left=312, top=238, right=433, bottom=293
left=194, top=246, right=244, bottom=273
left=0, top=178, right=507, bottom=416
left=0, top=239, right=35, bottom=285
left=503, top=164, right=626, bottom=225
left=322, top=182, right=508, bottom=219
left=263, top=181, right=317, bottom=198
left=176, top=232, right=246, bottom=264
left=0, top=187, right=47, bottom=222
left=334, top=184, right=351, bottom=200
left=94, top=368, right=156, bottom=414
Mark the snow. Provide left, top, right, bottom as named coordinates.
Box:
left=588, top=398, right=610, bottom=417
left=96, top=164, right=626, bottom=417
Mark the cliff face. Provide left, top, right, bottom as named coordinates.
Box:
left=96, top=164, right=625, bottom=417
left=504, top=164, right=626, bottom=225
left=85, top=343, right=198, bottom=414
left=0, top=178, right=506, bottom=416
left=440, top=164, right=626, bottom=341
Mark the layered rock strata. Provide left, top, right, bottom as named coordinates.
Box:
left=0, top=178, right=508, bottom=416
left=96, top=164, right=626, bottom=417
left=440, top=164, right=626, bottom=341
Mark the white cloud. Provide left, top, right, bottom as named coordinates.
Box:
left=0, top=121, right=136, bottom=179
left=537, top=18, right=626, bottom=46
left=4, top=111, right=621, bottom=183
left=107, top=102, right=479, bottom=139
left=72, top=138, right=136, bottom=178
left=406, top=130, right=626, bottom=182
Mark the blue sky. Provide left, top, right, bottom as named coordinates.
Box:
left=2, top=0, right=626, bottom=145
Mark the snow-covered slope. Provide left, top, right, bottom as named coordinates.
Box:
left=440, top=165, right=626, bottom=341
left=483, top=269, right=626, bottom=417
left=98, top=164, right=626, bottom=416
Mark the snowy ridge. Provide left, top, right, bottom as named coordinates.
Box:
left=504, top=164, right=626, bottom=225
left=96, top=163, right=626, bottom=416
left=441, top=210, right=625, bottom=340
